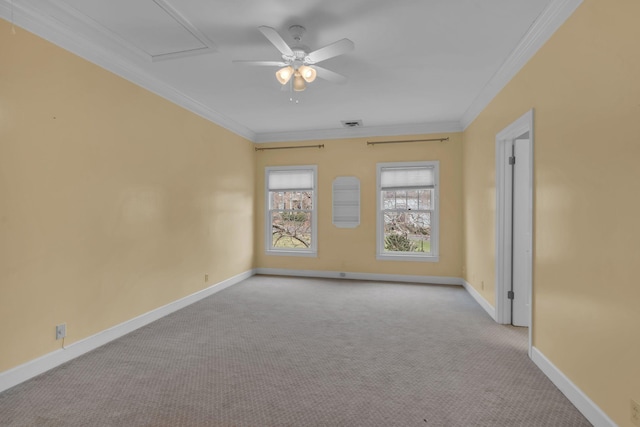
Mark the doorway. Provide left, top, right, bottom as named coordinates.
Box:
left=495, top=110, right=534, bottom=356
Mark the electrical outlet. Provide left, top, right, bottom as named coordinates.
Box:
left=481, top=281, right=485, bottom=290
left=205, top=274, right=209, bottom=282
left=55, top=323, right=66, bottom=340
left=631, top=399, right=640, bottom=426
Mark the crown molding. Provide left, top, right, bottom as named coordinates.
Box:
left=460, top=0, right=583, bottom=130
left=254, top=121, right=463, bottom=143
left=0, top=0, right=256, bottom=142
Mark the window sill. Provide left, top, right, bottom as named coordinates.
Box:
left=376, top=253, right=439, bottom=263
left=266, top=250, right=317, bottom=258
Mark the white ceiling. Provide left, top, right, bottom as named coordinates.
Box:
left=2, top=0, right=578, bottom=142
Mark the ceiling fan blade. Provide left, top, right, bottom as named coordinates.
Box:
left=232, top=60, right=288, bottom=67
left=305, top=38, right=354, bottom=64
left=258, top=26, right=294, bottom=56
left=314, top=66, right=348, bottom=84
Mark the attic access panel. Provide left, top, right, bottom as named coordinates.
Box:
left=59, top=0, right=215, bottom=61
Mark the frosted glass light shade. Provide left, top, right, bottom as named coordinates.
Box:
left=275, top=66, right=294, bottom=84
left=298, top=65, right=317, bottom=83
left=293, top=72, right=306, bottom=91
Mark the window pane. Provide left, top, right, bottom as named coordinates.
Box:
left=289, top=192, right=299, bottom=210
left=383, top=211, right=431, bottom=253
left=407, top=190, right=419, bottom=210
left=300, top=191, right=313, bottom=210
left=382, top=191, right=396, bottom=209
left=395, top=190, right=407, bottom=209
left=271, top=211, right=312, bottom=249
left=418, top=189, right=432, bottom=210
left=270, top=192, right=284, bottom=210
left=270, top=191, right=313, bottom=211
left=382, top=189, right=431, bottom=211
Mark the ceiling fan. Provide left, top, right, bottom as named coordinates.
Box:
left=234, top=25, right=354, bottom=92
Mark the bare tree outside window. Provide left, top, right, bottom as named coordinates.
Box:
left=270, top=191, right=313, bottom=248
left=382, top=189, right=432, bottom=253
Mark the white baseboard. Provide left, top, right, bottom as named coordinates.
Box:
left=462, top=280, right=496, bottom=320
left=531, top=347, right=616, bottom=427
left=255, top=268, right=463, bottom=286
left=0, top=269, right=255, bottom=394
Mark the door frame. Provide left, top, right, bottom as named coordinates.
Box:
left=495, top=109, right=534, bottom=356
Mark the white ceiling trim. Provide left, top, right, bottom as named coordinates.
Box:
left=255, top=122, right=463, bottom=144
left=460, top=0, right=583, bottom=130
left=0, top=0, right=256, bottom=141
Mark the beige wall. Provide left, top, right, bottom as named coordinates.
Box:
left=462, top=0, right=640, bottom=425
left=254, top=134, right=463, bottom=278
left=0, top=19, right=255, bottom=371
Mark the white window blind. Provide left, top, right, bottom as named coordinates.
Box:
left=380, top=166, right=434, bottom=190
left=268, top=169, right=314, bottom=191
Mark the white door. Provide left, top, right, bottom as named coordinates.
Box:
left=511, top=138, right=531, bottom=327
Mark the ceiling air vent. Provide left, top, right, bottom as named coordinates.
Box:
left=341, top=120, right=363, bottom=128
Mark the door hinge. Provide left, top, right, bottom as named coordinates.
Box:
left=509, top=156, right=516, bottom=165
left=507, top=290, right=515, bottom=300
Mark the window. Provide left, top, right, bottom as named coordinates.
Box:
left=376, top=161, right=439, bottom=261
left=265, top=166, right=317, bottom=256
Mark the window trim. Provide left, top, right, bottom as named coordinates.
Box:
left=265, top=165, right=318, bottom=257
left=376, top=161, right=440, bottom=262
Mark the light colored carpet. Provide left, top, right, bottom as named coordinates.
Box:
left=0, top=276, right=590, bottom=426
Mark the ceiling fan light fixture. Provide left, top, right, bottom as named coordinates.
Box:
left=275, top=66, right=294, bottom=85
left=298, top=65, right=317, bottom=83
left=293, top=71, right=306, bottom=91
left=237, top=25, right=353, bottom=92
